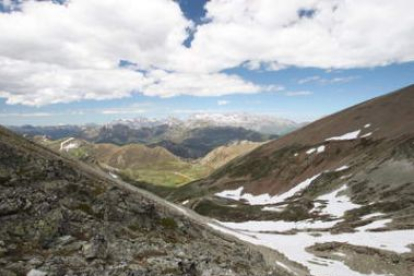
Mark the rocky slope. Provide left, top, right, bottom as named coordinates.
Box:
left=0, top=125, right=284, bottom=276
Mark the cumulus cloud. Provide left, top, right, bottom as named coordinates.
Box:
left=0, top=0, right=262, bottom=105
left=0, top=0, right=413, bottom=106
left=176, top=0, right=414, bottom=72
left=217, top=100, right=229, bottom=106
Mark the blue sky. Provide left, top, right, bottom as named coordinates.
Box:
left=0, top=0, right=413, bottom=126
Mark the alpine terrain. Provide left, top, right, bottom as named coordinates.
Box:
left=168, top=85, right=414, bottom=276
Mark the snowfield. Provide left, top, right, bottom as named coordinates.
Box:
left=211, top=164, right=413, bottom=276
left=59, top=137, right=79, bottom=152
left=314, top=185, right=361, bottom=218
left=215, top=173, right=321, bottom=205
left=210, top=219, right=414, bottom=276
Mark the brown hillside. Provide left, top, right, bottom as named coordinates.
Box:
left=183, top=84, right=414, bottom=198
left=94, top=143, right=188, bottom=170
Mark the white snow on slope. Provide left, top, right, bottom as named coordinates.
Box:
left=220, top=219, right=339, bottom=232
left=335, top=165, right=349, bottom=172
left=210, top=220, right=414, bottom=276
left=326, top=130, right=361, bottom=141
left=275, top=261, right=293, bottom=273
left=357, top=218, right=392, bottom=231
left=109, top=172, right=118, bottom=179
left=59, top=138, right=79, bottom=152
left=317, top=145, right=326, bottom=153
left=262, top=205, right=286, bottom=212
left=215, top=173, right=321, bottom=205
left=316, top=185, right=361, bottom=218
left=361, top=132, right=373, bottom=138
left=361, top=212, right=385, bottom=220
left=306, top=145, right=326, bottom=155
left=364, top=123, right=371, bottom=128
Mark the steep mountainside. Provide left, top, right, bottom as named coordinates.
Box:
left=172, top=85, right=414, bottom=202
left=167, top=85, right=414, bottom=275
left=0, top=125, right=281, bottom=276
left=200, top=140, right=264, bottom=170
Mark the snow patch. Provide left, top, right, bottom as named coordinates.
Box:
left=317, top=145, right=326, bottom=153
left=306, top=148, right=316, bottom=154
left=215, top=173, right=321, bottom=205
left=275, top=261, right=294, bottom=273
left=326, top=130, right=361, bottom=141
left=220, top=219, right=339, bottom=232
left=211, top=220, right=414, bottom=276
left=27, top=270, right=47, bottom=276
left=357, top=218, right=392, bottom=231
left=262, top=205, right=286, bottom=212
left=361, top=132, right=372, bottom=138
left=314, top=185, right=361, bottom=218
left=364, top=123, right=371, bottom=128
left=182, top=200, right=189, bottom=205
left=361, top=212, right=385, bottom=220
left=60, top=137, right=77, bottom=151
left=335, top=165, right=349, bottom=172
left=109, top=172, right=118, bottom=179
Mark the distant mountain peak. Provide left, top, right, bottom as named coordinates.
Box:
left=109, top=112, right=300, bottom=135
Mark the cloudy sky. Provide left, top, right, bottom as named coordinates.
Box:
left=0, top=0, right=413, bottom=125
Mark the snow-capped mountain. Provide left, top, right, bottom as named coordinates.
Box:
left=109, top=113, right=300, bottom=135
left=186, top=113, right=300, bottom=134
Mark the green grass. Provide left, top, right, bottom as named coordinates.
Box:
left=121, top=164, right=210, bottom=187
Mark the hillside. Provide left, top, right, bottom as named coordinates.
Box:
left=172, top=84, right=414, bottom=201
left=168, top=85, right=414, bottom=276
left=33, top=136, right=264, bottom=187
left=149, top=126, right=275, bottom=158
left=0, top=125, right=281, bottom=276
left=12, top=124, right=275, bottom=159
left=200, top=140, right=264, bottom=170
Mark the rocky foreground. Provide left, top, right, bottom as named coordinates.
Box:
left=0, top=126, right=283, bottom=276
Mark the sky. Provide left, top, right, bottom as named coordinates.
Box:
left=0, top=0, right=413, bottom=126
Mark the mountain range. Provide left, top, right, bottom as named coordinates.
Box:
left=10, top=113, right=289, bottom=159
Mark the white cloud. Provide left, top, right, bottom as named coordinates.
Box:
left=0, top=0, right=262, bottom=105
left=298, top=76, right=322, bottom=84
left=100, top=108, right=147, bottom=115
left=217, top=100, right=230, bottom=106
left=0, top=112, right=52, bottom=117
left=285, top=91, right=313, bottom=97
left=298, top=75, right=359, bottom=85
left=143, top=70, right=260, bottom=97
left=0, top=0, right=413, bottom=106
left=175, top=0, right=414, bottom=72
